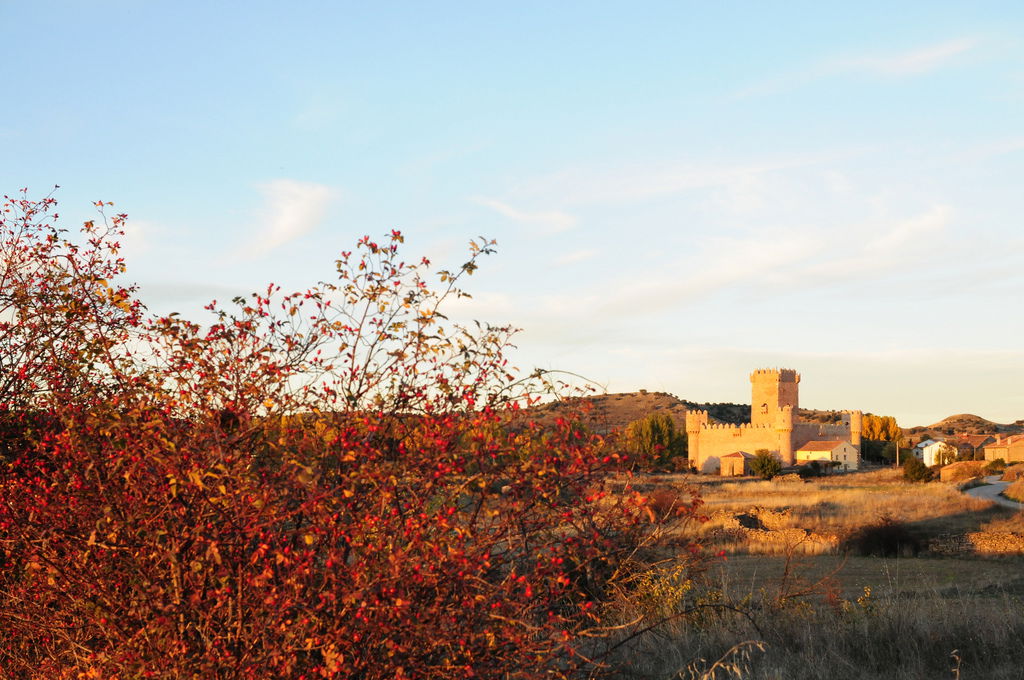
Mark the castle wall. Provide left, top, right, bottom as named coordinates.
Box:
left=792, top=422, right=853, bottom=450
left=687, top=369, right=862, bottom=475
left=692, top=423, right=785, bottom=473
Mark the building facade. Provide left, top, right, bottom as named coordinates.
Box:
left=685, top=369, right=862, bottom=474
left=984, top=434, right=1024, bottom=463
left=796, top=440, right=860, bottom=471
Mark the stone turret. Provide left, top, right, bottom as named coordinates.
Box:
left=847, top=410, right=863, bottom=452
left=750, top=368, right=800, bottom=427
left=776, top=404, right=795, bottom=465
left=685, top=410, right=709, bottom=466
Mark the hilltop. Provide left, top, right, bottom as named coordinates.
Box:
left=532, top=390, right=853, bottom=432
left=908, top=413, right=1024, bottom=438
left=534, top=392, right=1024, bottom=437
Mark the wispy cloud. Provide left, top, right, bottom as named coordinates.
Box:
left=508, top=149, right=863, bottom=207
left=600, top=204, right=953, bottom=317
left=472, top=197, right=578, bottom=233
left=956, top=135, right=1024, bottom=162
left=119, top=218, right=156, bottom=258
left=553, top=248, right=598, bottom=265
left=735, top=37, right=979, bottom=98
left=245, top=179, right=335, bottom=258
left=837, top=37, right=977, bottom=76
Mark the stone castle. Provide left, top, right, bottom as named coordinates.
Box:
left=686, top=369, right=862, bottom=473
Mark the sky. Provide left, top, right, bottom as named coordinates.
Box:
left=2, top=2, right=1022, bottom=426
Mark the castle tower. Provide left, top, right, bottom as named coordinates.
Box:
left=685, top=410, right=709, bottom=468
left=849, top=410, right=863, bottom=452
left=776, top=405, right=795, bottom=466
left=750, top=369, right=800, bottom=427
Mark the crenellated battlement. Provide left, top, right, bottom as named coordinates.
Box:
left=701, top=422, right=776, bottom=431
left=685, top=409, right=709, bottom=433
left=749, top=368, right=800, bottom=383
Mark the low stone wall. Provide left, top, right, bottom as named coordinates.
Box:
left=706, top=507, right=838, bottom=552
left=967, top=531, right=1024, bottom=554
left=929, top=532, right=1024, bottom=555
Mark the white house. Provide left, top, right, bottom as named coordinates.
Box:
left=795, top=440, right=860, bottom=471
left=917, top=440, right=954, bottom=466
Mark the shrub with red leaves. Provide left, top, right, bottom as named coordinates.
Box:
left=0, top=195, right=707, bottom=679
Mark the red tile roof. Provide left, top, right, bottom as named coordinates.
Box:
left=797, top=440, right=846, bottom=452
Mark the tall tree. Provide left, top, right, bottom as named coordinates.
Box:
left=625, top=412, right=687, bottom=468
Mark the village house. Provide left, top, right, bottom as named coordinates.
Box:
left=984, top=434, right=1024, bottom=463
left=720, top=451, right=755, bottom=476
left=949, top=434, right=997, bottom=460
left=915, top=439, right=956, bottom=466
left=795, top=440, right=860, bottom=471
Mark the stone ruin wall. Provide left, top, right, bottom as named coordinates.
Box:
left=929, top=532, right=1024, bottom=555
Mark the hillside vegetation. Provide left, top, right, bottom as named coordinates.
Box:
left=537, top=392, right=1022, bottom=439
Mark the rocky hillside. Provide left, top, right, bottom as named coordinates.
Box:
left=530, top=391, right=853, bottom=433
left=533, top=393, right=1024, bottom=438
left=908, top=413, right=1024, bottom=438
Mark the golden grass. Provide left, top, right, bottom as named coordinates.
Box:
left=606, top=565, right=1024, bottom=680
left=597, top=470, right=1024, bottom=678
left=710, top=554, right=1024, bottom=600
left=1001, top=463, right=1024, bottom=481
left=980, top=511, right=1024, bottom=533
left=626, top=468, right=1013, bottom=555
left=1003, top=480, right=1024, bottom=503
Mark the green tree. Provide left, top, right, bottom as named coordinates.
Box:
left=984, top=458, right=1006, bottom=474
left=937, top=442, right=958, bottom=466
left=625, top=412, right=686, bottom=469
left=903, top=455, right=934, bottom=482
left=750, top=449, right=782, bottom=480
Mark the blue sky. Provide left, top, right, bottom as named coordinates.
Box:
left=3, top=2, right=1022, bottom=425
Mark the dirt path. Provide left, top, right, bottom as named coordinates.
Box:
left=964, top=475, right=1024, bottom=510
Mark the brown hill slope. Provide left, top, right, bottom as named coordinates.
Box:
left=917, top=413, right=1024, bottom=436
left=534, top=393, right=1023, bottom=437
left=531, top=391, right=849, bottom=433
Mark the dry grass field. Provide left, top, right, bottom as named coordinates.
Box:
left=596, top=467, right=1024, bottom=678
left=624, top=467, right=1017, bottom=555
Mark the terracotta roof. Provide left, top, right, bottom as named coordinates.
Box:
left=987, top=434, right=1024, bottom=447
left=721, top=451, right=755, bottom=458
left=958, top=434, right=996, bottom=447
left=797, top=440, right=846, bottom=452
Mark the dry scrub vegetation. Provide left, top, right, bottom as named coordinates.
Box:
left=674, top=468, right=1005, bottom=555
left=607, top=577, right=1024, bottom=680
left=595, top=469, right=1024, bottom=679
left=1003, top=480, right=1024, bottom=503
left=5, top=193, right=1022, bottom=678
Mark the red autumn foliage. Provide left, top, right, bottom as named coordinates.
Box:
left=0, top=193, right=707, bottom=679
